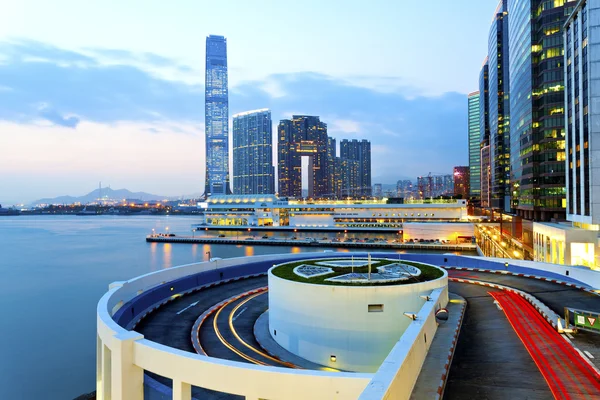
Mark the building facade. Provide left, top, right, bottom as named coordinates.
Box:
left=340, top=139, right=372, bottom=197
left=278, top=116, right=329, bottom=198
left=489, top=1, right=511, bottom=212
left=453, top=167, right=470, bottom=198
left=232, top=109, right=275, bottom=195
left=479, top=59, right=491, bottom=207
left=205, top=35, right=230, bottom=195
left=565, top=0, right=598, bottom=226
left=508, top=0, right=576, bottom=220
left=468, top=91, right=482, bottom=199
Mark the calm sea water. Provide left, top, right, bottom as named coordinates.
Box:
left=0, top=216, right=474, bottom=399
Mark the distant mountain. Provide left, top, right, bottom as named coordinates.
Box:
left=31, top=187, right=172, bottom=205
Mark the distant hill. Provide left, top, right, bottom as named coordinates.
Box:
left=31, top=187, right=172, bottom=205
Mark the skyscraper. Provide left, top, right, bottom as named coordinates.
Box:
left=277, top=116, right=329, bottom=198
left=453, top=167, right=470, bottom=198
left=204, top=35, right=230, bottom=196
left=479, top=59, right=492, bottom=208
left=489, top=0, right=511, bottom=212
left=468, top=91, right=481, bottom=199
left=564, top=0, right=596, bottom=224
left=327, top=137, right=337, bottom=198
left=339, top=139, right=372, bottom=197
left=508, top=0, right=576, bottom=220
left=232, top=109, right=274, bottom=195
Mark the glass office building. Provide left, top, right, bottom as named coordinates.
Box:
left=468, top=91, right=481, bottom=199
left=205, top=35, right=230, bottom=195
left=508, top=0, right=576, bottom=220
left=489, top=0, right=511, bottom=212
left=479, top=60, right=492, bottom=207
left=232, top=109, right=275, bottom=195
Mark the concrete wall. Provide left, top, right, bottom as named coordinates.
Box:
left=359, top=287, right=446, bottom=400
left=268, top=263, right=448, bottom=372
left=403, top=222, right=474, bottom=241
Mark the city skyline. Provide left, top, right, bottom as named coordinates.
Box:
left=0, top=1, right=498, bottom=204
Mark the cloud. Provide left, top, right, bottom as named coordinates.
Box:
left=0, top=40, right=468, bottom=201
left=328, top=119, right=361, bottom=134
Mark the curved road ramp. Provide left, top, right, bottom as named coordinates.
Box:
left=96, top=252, right=600, bottom=400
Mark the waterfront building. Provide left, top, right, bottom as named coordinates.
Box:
left=468, top=91, right=482, bottom=200
left=204, top=35, right=230, bottom=195
left=232, top=109, right=274, bottom=195
left=489, top=0, right=511, bottom=212
left=453, top=167, right=470, bottom=198
left=508, top=0, right=576, bottom=220
left=278, top=116, right=329, bottom=198
left=340, top=139, right=372, bottom=197
left=194, top=194, right=470, bottom=238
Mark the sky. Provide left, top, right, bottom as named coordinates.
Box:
left=0, top=0, right=498, bottom=205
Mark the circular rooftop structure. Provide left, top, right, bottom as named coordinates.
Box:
left=268, top=257, right=448, bottom=372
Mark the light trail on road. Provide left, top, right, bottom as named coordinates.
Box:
left=490, top=290, right=600, bottom=399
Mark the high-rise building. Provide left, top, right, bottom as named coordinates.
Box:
left=277, top=116, right=329, bottom=198
left=564, top=0, right=596, bottom=225
left=396, top=180, right=413, bottom=199
left=489, top=0, right=511, bottom=212
left=232, top=109, right=274, bottom=195
left=468, top=91, right=481, bottom=199
left=373, top=183, right=383, bottom=199
left=336, top=158, right=360, bottom=198
left=327, top=137, right=337, bottom=198
left=480, top=58, right=492, bottom=208
left=508, top=0, right=576, bottom=220
left=453, top=167, right=470, bottom=198
left=204, top=35, right=230, bottom=196
left=340, top=139, right=372, bottom=197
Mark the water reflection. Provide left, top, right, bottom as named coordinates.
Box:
left=291, top=246, right=301, bottom=253
left=245, top=246, right=255, bottom=257
left=162, top=243, right=172, bottom=269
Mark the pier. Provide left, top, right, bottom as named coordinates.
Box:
left=145, top=235, right=477, bottom=251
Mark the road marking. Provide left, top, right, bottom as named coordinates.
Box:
left=584, top=351, right=594, bottom=359
left=176, top=301, right=199, bottom=315
left=566, top=332, right=574, bottom=339
left=493, top=300, right=503, bottom=311
left=232, top=307, right=247, bottom=321
left=562, top=334, right=573, bottom=344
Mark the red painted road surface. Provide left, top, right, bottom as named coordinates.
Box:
left=490, top=290, right=600, bottom=399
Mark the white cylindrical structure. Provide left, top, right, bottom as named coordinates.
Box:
left=268, top=261, right=448, bottom=372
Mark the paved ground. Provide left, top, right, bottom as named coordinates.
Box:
left=444, top=281, right=553, bottom=399
left=411, top=293, right=466, bottom=400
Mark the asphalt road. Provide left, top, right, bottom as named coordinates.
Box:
left=135, top=263, right=600, bottom=399
left=136, top=276, right=267, bottom=400
left=444, top=281, right=553, bottom=399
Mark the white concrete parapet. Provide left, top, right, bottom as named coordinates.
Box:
left=97, top=253, right=450, bottom=400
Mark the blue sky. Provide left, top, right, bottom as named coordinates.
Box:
left=0, top=1, right=498, bottom=204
